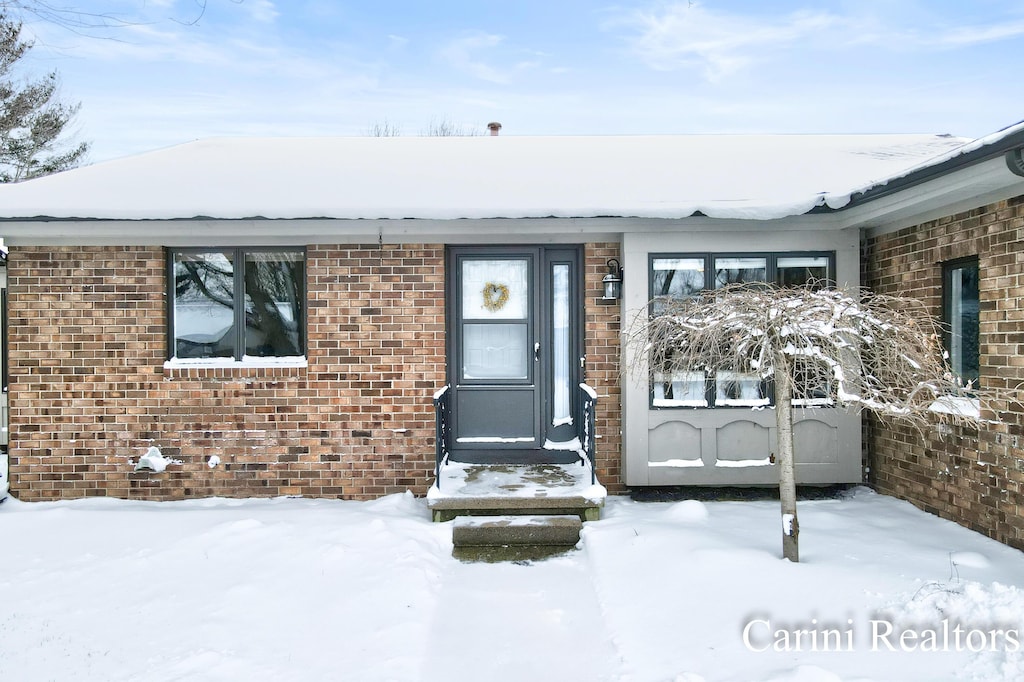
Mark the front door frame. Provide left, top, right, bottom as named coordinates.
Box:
left=445, top=244, right=584, bottom=463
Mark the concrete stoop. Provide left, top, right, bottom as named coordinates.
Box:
left=451, top=514, right=583, bottom=562
left=430, top=494, right=602, bottom=523
left=429, top=463, right=605, bottom=561
left=452, top=514, right=583, bottom=547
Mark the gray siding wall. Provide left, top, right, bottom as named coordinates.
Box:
left=621, top=227, right=863, bottom=486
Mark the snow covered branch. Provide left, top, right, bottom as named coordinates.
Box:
left=629, top=283, right=1014, bottom=428
left=628, top=282, right=1023, bottom=562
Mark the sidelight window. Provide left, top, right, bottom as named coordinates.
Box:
left=942, top=257, right=980, bottom=386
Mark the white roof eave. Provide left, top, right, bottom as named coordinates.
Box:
left=839, top=156, right=1024, bottom=237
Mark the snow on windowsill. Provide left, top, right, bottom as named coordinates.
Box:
left=716, top=398, right=772, bottom=408
left=164, top=356, right=308, bottom=370
left=649, top=459, right=704, bottom=468
left=653, top=399, right=709, bottom=408
left=715, top=458, right=773, bottom=468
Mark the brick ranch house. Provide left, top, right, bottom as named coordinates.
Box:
left=0, top=124, right=1022, bottom=549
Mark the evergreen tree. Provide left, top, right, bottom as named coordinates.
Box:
left=1, top=13, right=89, bottom=182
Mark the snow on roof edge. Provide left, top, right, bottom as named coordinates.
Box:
left=0, top=128, right=1010, bottom=223
left=832, top=119, right=1024, bottom=208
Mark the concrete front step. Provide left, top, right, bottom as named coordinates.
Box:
left=428, top=462, right=606, bottom=522
left=452, top=514, right=583, bottom=548
left=430, top=495, right=602, bottom=522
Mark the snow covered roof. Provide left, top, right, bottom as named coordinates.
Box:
left=844, top=119, right=1024, bottom=206
left=0, top=132, right=993, bottom=222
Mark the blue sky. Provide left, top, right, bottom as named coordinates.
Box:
left=16, top=0, right=1024, bottom=163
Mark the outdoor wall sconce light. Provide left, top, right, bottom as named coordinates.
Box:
left=602, top=258, right=623, bottom=301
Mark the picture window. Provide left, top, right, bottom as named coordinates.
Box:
left=169, top=248, right=306, bottom=362
left=648, top=251, right=835, bottom=408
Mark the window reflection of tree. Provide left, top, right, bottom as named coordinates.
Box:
left=653, top=265, right=705, bottom=401
left=175, top=254, right=233, bottom=309
left=779, top=267, right=823, bottom=287
left=175, top=251, right=304, bottom=358
left=712, top=262, right=767, bottom=403
left=721, top=378, right=741, bottom=400
left=715, top=267, right=766, bottom=288
left=244, top=255, right=303, bottom=357
left=651, top=267, right=676, bottom=399
left=174, top=254, right=235, bottom=357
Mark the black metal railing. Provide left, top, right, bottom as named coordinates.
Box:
left=434, top=383, right=595, bottom=488
left=432, top=384, right=451, bottom=490
left=580, top=383, right=598, bottom=485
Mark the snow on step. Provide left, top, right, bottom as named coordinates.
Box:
left=452, top=514, right=583, bottom=547
left=428, top=462, right=606, bottom=522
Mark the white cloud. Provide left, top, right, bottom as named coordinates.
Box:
left=437, top=33, right=555, bottom=84
left=439, top=32, right=510, bottom=84
left=243, top=0, right=280, bottom=24
left=614, top=2, right=1024, bottom=81
left=925, top=20, right=1024, bottom=47
left=617, top=4, right=841, bottom=80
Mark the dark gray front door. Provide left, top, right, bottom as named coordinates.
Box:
left=448, top=246, right=581, bottom=462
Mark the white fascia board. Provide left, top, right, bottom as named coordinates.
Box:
left=0, top=217, right=614, bottom=247
left=834, top=158, right=1024, bottom=238
left=1, top=219, right=367, bottom=246
left=0, top=213, right=848, bottom=247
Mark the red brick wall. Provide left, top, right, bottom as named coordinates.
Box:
left=8, top=244, right=446, bottom=500
left=585, top=243, right=624, bottom=493
left=7, top=242, right=626, bottom=500
left=863, top=197, right=1024, bottom=551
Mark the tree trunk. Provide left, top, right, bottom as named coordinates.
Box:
left=775, top=353, right=799, bottom=562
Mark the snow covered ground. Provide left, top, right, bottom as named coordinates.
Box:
left=2, top=488, right=1022, bottom=682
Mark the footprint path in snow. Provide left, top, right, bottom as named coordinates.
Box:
left=420, top=546, right=623, bottom=681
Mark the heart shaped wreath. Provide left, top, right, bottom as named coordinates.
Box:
left=482, top=281, right=510, bottom=312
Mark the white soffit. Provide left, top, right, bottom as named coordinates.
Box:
left=843, top=157, right=1024, bottom=237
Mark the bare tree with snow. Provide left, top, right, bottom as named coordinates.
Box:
left=630, top=283, right=1010, bottom=562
